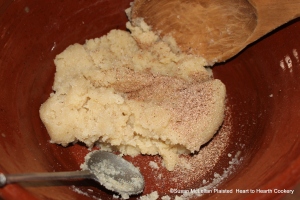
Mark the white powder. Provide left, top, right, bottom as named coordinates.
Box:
left=180, top=151, right=243, bottom=199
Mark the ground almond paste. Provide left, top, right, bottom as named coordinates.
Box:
left=39, top=15, right=226, bottom=171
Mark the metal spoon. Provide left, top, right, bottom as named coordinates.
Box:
left=0, top=151, right=144, bottom=197
left=130, top=0, right=300, bottom=64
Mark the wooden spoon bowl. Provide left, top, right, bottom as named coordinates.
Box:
left=131, top=0, right=300, bottom=64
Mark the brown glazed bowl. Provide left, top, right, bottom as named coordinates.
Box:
left=0, top=0, right=299, bottom=200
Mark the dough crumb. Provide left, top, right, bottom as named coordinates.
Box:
left=149, top=161, right=159, bottom=170
left=139, top=191, right=159, bottom=200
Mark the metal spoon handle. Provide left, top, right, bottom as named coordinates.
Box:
left=0, top=170, right=91, bottom=187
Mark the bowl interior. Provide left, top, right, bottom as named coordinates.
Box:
left=0, top=1, right=300, bottom=199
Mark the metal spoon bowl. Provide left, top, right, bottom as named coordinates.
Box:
left=0, top=151, right=144, bottom=197
left=83, top=150, right=145, bottom=197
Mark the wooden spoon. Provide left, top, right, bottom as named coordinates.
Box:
left=130, top=0, right=300, bottom=65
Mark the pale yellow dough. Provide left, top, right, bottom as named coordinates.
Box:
left=39, top=19, right=226, bottom=171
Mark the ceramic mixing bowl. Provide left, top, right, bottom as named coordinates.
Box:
left=0, top=0, right=299, bottom=199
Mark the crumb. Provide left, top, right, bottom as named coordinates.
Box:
left=139, top=191, right=159, bottom=200
left=149, top=161, right=159, bottom=170
left=161, top=196, right=171, bottom=200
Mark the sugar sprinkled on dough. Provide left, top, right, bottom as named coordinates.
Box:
left=39, top=18, right=226, bottom=171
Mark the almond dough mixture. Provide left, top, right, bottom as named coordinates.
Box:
left=39, top=11, right=226, bottom=171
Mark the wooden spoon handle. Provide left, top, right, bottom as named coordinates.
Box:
left=247, top=0, right=300, bottom=44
